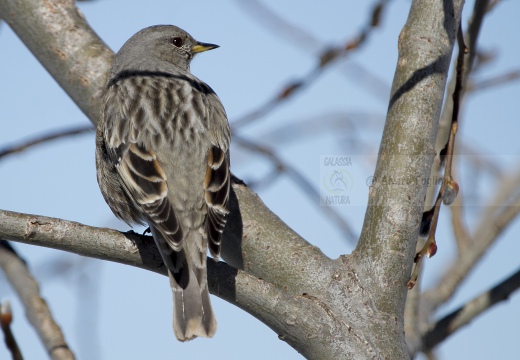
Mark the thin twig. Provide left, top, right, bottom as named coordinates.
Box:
left=0, top=126, right=94, bottom=159
left=233, top=0, right=390, bottom=102
left=408, top=25, right=467, bottom=289
left=0, top=242, right=76, bottom=360
left=423, top=168, right=520, bottom=312
left=0, top=300, right=23, bottom=360
left=468, top=70, right=520, bottom=92
left=422, top=266, right=520, bottom=352
left=232, top=0, right=389, bottom=129
left=450, top=191, right=472, bottom=252
left=233, top=0, right=322, bottom=53
left=425, top=0, right=492, bottom=209
left=256, top=111, right=384, bottom=146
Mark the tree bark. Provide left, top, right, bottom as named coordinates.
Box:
left=0, top=0, right=465, bottom=358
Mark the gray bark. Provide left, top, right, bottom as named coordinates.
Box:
left=0, top=0, right=465, bottom=358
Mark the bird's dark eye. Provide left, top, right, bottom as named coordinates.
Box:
left=171, top=37, right=183, bottom=47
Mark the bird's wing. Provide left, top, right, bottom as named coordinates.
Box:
left=116, top=142, right=184, bottom=250
left=203, top=94, right=231, bottom=258
left=103, top=80, right=190, bottom=288
left=102, top=77, right=185, bottom=253
left=204, top=145, right=230, bottom=257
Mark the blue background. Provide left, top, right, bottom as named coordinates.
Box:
left=1, top=1, right=519, bottom=359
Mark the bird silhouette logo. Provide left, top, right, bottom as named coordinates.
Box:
left=323, top=169, right=353, bottom=194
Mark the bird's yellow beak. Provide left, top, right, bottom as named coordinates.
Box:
left=192, top=42, right=219, bottom=54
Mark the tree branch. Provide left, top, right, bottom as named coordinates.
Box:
left=409, top=24, right=467, bottom=289
left=425, top=0, right=491, bottom=208
left=0, top=300, right=23, bottom=360
left=0, top=0, right=112, bottom=123
left=0, top=0, right=329, bottom=299
left=351, top=0, right=464, bottom=357
left=423, top=169, right=520, bottom=311
left=356, top=0, right=464, bottom=304
left=468, top=70, right=520, bottom=92
left=223, top=181, right=334, bottom=295
left=0, top=208, right=377, bottom=359
left=0, top=244, right=76, bottom=360
left=231, top=0, right=390, bottom=128
left=0, top=126, right=93, bottom=159
left=422, top=266, right=520, bottom=352
left=449, top=164, right=472, bottom=252
left=233, top=0, right=391, bottom=103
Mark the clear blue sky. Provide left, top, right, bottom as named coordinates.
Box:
left=1, top=1, right=520, bottom=359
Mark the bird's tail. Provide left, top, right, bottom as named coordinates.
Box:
left=169, top=271, right=216, bottom=341
left=169, top=229, right=217, bottom=341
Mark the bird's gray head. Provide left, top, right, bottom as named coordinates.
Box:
left=110, top=25, right=219, bottom=76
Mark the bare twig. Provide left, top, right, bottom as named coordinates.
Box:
left=450, top=188, right=472, bottom=252
left=256, top=111, right=384, bottom=146
left=457, top=143, right=503, bottom=178
left=422, top=267, right=520, bottom=352
left=0, top=126, right=93, bottom=159
left=423, top=168, right=520, bottom=311
left=233, top=0, right=390, bottom=102
left=0, top=242, right=75, bottom=360
left=232, top=0, right=389, bottom=128
left=468, top=70, right=520, bottom=92
left=0, top=300, right=23, bottom=360
left=234, top=136, right=358, bottom=243
left=408, top=25, right=467, bottom=289
left=425, top=0, right=492, bottom=209
left=233, top=0, right=322, bottom=53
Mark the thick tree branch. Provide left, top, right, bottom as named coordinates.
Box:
left=356, top=0, right=464, bottom=312
left=0, top=0, right=112, bottom=123
left=0, top=244, right=76, bottom=360
left=351, top=0, right=464, bottom=357
left=0, top=209, right=375, bottom=359
left=0, top=0, right=328, bottom=297
left=223, top=181, right=334, bottom=295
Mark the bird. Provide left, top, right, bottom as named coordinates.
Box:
left=95, top=25, right=230, bottom=341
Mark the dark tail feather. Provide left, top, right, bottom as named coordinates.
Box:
left=150, top=226, right=189, bottom=288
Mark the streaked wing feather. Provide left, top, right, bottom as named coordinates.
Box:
left=116, top=142, right=184, bottom=251
left=204, top=146, right=230, bottom=258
